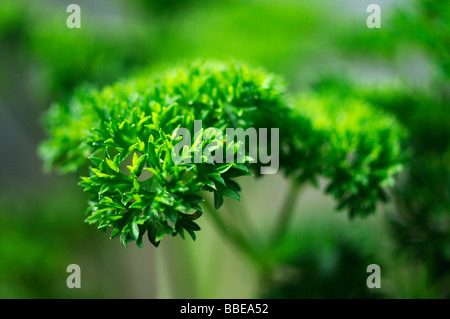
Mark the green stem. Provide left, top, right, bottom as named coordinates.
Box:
left=202, top=197, right=265, bottom=268
left=225, top=199, right=260, bottom=246
left=271, top=180, right=302, bottom=246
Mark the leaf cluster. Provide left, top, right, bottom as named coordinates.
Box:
left=40, top=60, right=405, bottom=247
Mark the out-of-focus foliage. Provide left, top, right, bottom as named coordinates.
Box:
left=289, top=93, right=405, bottom=217
left=311, top=0, right=450, bottom=297
left=132, top=0, right=207, bottom=17
left=0, top=187, right=105, bottom=298
left=310, top=70, right=449, bottom=294
left=261, top=218, right=385, bottom=299
left=364, top=85, right=450, bottom=297
left=340, top=0, right=450, bottom=79
left=318, top=80, right=450, bottom=297
left=0, top=1, right=24, bottom=41
left=144, top=0, right=339, bottom=78
left=0, top=0, right=155, bottom=101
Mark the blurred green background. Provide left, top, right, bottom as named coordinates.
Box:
left=0, top=0, right=448, bottom=298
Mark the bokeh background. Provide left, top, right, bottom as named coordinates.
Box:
left=0, top=0, right=448, bottom=298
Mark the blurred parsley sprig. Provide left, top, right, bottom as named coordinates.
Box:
left=40, top=59, right=406, bottom=248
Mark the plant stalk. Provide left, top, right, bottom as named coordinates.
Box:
left=202, top=197, right=265, bottom=268
left=271, top=180, right=302, bottom=246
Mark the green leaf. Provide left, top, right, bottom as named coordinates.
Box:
left=225, top=179, right=241, bottom=192
left=136, top=224, right=147, bottom=248
left=110, top=226, right=122, bottom=239
left=130, top=219, right=139, bottom=241
left=120, top=231, right=128, bottom=247
left=222, top=188, right=241, bottom=200
left=216, top=163, right=233, bottom=174
left=134, top=154, right=148, bottom=176
left=89, top=157, right=103, bottom=168
left=133, top=179, right=140, bottom=191
left=147, top=142, right=159, bottom=168
left=208, top=173, right=226, bottom=187
left=214, top=191, right=224, bottom=209
left=106, top=158, right=119, bottom=172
